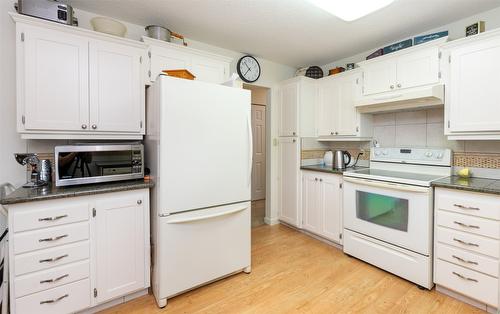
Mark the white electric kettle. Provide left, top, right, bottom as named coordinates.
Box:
left=323, top=151, right=333, bottom=166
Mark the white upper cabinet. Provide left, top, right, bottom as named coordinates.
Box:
left=362, top=59, right=396, bottom=95
left=278, top=76, right=317, bottom=137
left=89, top=40, right=144, bottom=133
left=21, top=25, right=89, bottom=132
left=359, top=39, right=445, bottom=96
left=442, top=28, right=500, bottom=139
left=143, top=37, right=231, bottom=84
left=12, top=13, right=148, bottom=139
left=317, top=70, right=372, bottom=139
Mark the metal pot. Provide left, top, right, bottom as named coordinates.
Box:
left=145, top=25, right=171, bottom=42
left=145, top=25, right=187, bottom=46
left=333, top=150, right=351, bottom=170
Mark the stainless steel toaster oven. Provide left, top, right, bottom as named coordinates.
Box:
left=54, top=143, right=144, bottom=186
left=15, top=0, right=77, bottom=26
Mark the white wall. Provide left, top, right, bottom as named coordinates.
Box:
left=322, top=5, right=500, bottom=71
left=0, top=0, right=26, bottom=187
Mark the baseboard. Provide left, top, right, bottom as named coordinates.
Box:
left=436, top=285, right=497, bottom=313
left=77, top=288, right=149, bottom=314
left=264, top=216, right=279, bottom=225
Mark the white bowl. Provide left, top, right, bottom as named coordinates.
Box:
left=90, top=17, right=127, bottom=37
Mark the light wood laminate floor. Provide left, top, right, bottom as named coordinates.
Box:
left=100, top=224, right=483, bottom=314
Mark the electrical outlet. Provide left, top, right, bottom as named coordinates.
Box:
left=360, top=149, right=365, bottom=155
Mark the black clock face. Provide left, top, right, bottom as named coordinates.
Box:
left=237, top=55, right=261, bottom=83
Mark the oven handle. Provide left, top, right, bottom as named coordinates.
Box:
left=343, top=177, right=430, bottom=193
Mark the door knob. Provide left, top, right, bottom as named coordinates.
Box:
left=91, top=124, right=97, bottom=130
left=81, top=124, right=87, bottom=129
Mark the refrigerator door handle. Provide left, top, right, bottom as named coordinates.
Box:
left=166, top=203, right=248, bottom=224
left=247, top=113, right=253, bottom=187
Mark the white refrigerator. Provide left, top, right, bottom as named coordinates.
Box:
left=145, top=75, right=252, bottom=308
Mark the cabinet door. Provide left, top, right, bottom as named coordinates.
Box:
left=278, top=138, right=300, bottom=227
left=362, top=59, right=396, bottom=95
left=319, top=174, right=342, bottom=243
left=23, top=26, right=89, bottom=131
left=95, top=191, right=148, bottom=303
left=396, top=47, right=439, bottom=90
left=336, top=73, right=361, bottom=136
left=279, top=83, right=299, bottom=136
left=302, top=172, right=321, bottom=235
left=190, top=55, right=229, bottom=84
left=317, top=78, right=337, bottom=136
left=448, top=36, right=500, bottom=132
left=89, top=40, right=144, bottom=133
left=149, top=46, right=191, bottom=82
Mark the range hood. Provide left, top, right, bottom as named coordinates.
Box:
left=355, top=84, right=444, bottom=113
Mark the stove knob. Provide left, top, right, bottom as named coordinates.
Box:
left=436, top=153, right=444, bottom=159
left=382, top=150, right=388, bottom=156
left=425, top=152, right=433, bottom=157
left=374, top=151, right=381, bottom=156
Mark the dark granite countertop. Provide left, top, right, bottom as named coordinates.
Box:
left=300, top=164, right=368, bottom=175
left=0, top=179, right=155, bottom=205
left=432, top=176, right=500, bottom=195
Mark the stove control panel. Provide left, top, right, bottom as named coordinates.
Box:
left=371, top=147, right=452, bottom=166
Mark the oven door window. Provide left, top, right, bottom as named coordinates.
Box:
left=356, top=191, right=409, bottom=232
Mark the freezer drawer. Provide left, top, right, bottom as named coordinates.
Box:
left=154, top=202, right=251, bottom=301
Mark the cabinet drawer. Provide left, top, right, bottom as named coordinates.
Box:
left=15, top=278, right=90, bottom=314
left=15, top=241, right=89, bottom=276
left=436, top=226, right=499, bottom=258
left=14, top=221, right=89, bottom=254
left=436, top=188, right=500, bottom=220
left=12, top=199, right=89, bottom=233
left=435, top=259, right=498, bottom=307
left=15, top=260, right=90, bottom=298
left=436, top=210, right=500, bottom=239
left=436, top=243, right=499, bottom=277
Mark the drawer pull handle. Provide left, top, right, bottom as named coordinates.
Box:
left=453, top=238, right=479, bottom=247
left=452, top=271, right=478, bottom=282
left=38, top=214, right=68, bottom=222
left=39, top=254, right=68, bottom=263
left=453, top=204, right=480, bottom=210
left=39, top=234, right=68, bottom=242
left=453, top=221, right=480, bottom=229
left=40, top=294, right=69, bottom=305
left=40, top=274, right=69, bottom=284
left=452, top=255, right=478, bottom=265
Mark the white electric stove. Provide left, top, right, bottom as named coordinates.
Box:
left=342, top=147, right=452, bottom=289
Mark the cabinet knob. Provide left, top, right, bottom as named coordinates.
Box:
left=330, top=132, right=334, bottom=135
left=390, top=85, right=395, bottom=89
left=397, top=83, right=402, bottom=88
left=137, top=200, right=142, bottom=205
left=335, top=131, right=339, bottom=135
left=292, top=132, right=296, bottom=136
left=319, top=179, right=323, bottom=182
left=92, top=124, right=97, bottom=130
left=81, top=124, right=87, bottom=129
left=292, top=139, right=296, bottom=143
left=315, top=178, right=318, bottom=181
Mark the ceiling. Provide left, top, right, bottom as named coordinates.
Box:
left=68, top=0, right=500, bottom=67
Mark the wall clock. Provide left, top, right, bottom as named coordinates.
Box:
left=237, top=55, right=261, bottom=83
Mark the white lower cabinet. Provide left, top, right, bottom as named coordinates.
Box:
left=6, top=188, right=150, bottom=314
left=434, top=188, right=500, bottom=308
left=301, top=171, right=342, bottom=243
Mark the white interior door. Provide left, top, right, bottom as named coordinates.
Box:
left=23, top=25, right=89, bottom=131
left=251, top=105, right=266, bottom=201
left=159, top=76, right=251, bottom=214
left=89, top=40, right=144, bottom=133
